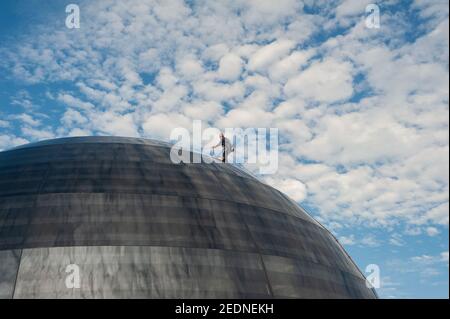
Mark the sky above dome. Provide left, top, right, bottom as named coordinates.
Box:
left=0, top=0, right=448, bottom=298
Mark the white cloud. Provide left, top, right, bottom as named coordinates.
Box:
left=216, top=107, right=273, bottom=129
left=412, top=0, right=449, bottom=22
left=426, top=227, right=440, bottom=237
left=335, top=0, right=372, bottom=18
left=360, top=234, right=380, bottom=247
left=338, top=235, right=356, bottom=246
left=58, top=93, right=95, bottom=111
left=414, top=202, right=449, bottom=226
left=217, top=53, right=243, bottom=81
left=404, top=227, right=422, bottom=236
left=183, top=101, right=224, bottom=122
left=441, top=251, right=449, bottom=263
left=0, top=135, right=28, bottom=151
left=10, top=90, right=36, bottom=110
left=268, top=49, right=314, bottom=82
left=193, top=81, right=245, bottom=102
left=152, top=84, right=188, bottom=113
left=202, top=43, right=230, bottom=62
left=142, top=112, right=192, bottom=140
left=11, top=113, right=41, bottom=127
left=264, top=177, right=307, bottom=202
left=411, top=252, right=449, bottom=267
left=67, top=128, right=92, bottom=137
left=90, top=111, right=139, bottom=137
left=237, top=0, right=302, bottom=26
left=156, top=67, right=179, bottom=90
left=300, top=108, right=426, bottom=165
left=387, top=251, right=449, bottom=287
left=248, top=39, right=296, bottom=72
left=284, top=58, right=354, bottom=102
left=389, top=234, right=405, bottom=247
left=21, top=127, right=55, bottom=140
left=176, top=55, right=204, bottom=79
left=61, top=109, right=88, bottom=127
left=337, top=233, right=382, bottom=248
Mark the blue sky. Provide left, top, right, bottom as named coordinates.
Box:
left=0, top=0, right=448, bottom=298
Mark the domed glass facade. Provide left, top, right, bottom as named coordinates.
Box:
left=0, top=137, right=377, bottom=299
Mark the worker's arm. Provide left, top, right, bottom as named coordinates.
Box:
left=212, top=140, right=222, bottom=149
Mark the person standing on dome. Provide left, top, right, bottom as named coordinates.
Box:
left=212, top=132, right=234, bottom=163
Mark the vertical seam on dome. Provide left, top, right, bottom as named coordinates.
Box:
left=312, top=219, right=378, bottom=299
left=11, top=144, right=57, bottom=298
left=10, top=249, right=23, bottom=299
left=209, top=165, right=274, bottom=297
left=237, top=204, right=275, bottom=298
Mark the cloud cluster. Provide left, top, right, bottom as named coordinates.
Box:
left=389, top=250, right=450, bottom=280
left=0, top=0, right=448, bottom=240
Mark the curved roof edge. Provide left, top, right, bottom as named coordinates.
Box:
left=9, top=136, right=174, bottom=151
left=7, top=136, right=262, bottom=179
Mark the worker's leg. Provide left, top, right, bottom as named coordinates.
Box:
left=222, top=148, right=226, bottom=163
